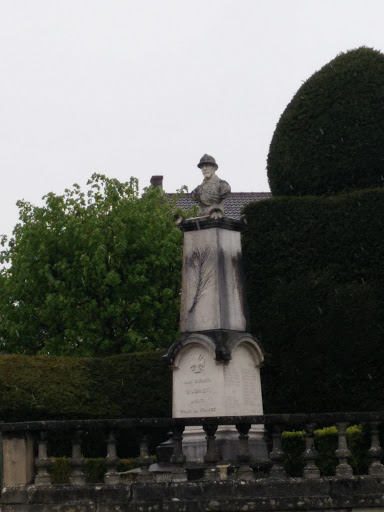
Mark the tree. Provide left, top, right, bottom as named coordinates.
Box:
left=0, top=174, right=189, bottom=356
left=267, top=47, right=384, bottom=196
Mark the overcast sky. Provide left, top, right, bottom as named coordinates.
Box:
left=1, top=0, right=384, bottom=239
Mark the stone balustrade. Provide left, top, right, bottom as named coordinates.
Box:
left=2, top=413, right=384, bottom=512
left=1, top=411, right=384, bottom=488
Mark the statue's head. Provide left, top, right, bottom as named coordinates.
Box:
left=197, top=154, right=218, bottom=179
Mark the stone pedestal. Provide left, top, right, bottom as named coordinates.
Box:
left=165, top=216, right=266, bottom=462
left=171, top=332, right=266, bottom=461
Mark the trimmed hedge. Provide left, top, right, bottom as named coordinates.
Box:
left=267, top=47, right=384, bottom=196
left=242, top=189, right=384, bottom=413
left=0, top=352, right=171, bottom=421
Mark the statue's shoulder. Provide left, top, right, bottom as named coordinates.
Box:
left=218, top=177, right=231, bottom=194
left=191, top=183, right=201, bottom=198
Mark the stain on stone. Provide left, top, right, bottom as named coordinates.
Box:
left=232, top=251, right=249, bottom=330
left=217, top=247, right=229, bottom=327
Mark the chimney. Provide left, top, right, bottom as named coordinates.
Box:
left=150, top=175, right=163, bottom=189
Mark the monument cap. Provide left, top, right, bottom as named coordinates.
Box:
left=197, top=154, right=218, bottom=170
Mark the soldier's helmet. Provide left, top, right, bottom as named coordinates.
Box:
left=197, top=154, right=218, bottom=170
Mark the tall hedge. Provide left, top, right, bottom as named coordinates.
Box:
left=0, top=352, right=171, bottom=422
left=242, top=189, right=384, bottom=413
left=267, top=47, right=384, bottom=196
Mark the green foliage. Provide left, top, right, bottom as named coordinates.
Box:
left=50, top=458, right=72, bottom=484
left=0, top=174, right=186, bottom=356
left=267, top=47, right=384, bottom=196
left=281, top=430, right=305, bottom=477
left=314, top=427, right=338, bottom=476
left=282, top=425, right=368, bottom=477
left=0, top=352, right=171, bottom=460
left=242, top=189, right=384, bottom=413
left=89, top=352, right=172, bottom=419
left=0, top=353, right=171, bottom=421
left=51, top=458, right=138, bottom=484
left=346, top=425, right=370, bottom=474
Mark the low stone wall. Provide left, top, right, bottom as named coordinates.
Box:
left=3, top=477, right=384, bottom=512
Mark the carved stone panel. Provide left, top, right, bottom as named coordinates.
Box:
left=172, top=342, right=225, bottom=418
left=180, top=227, right=247, bottom=332
left=172, top=335, right=264, bottom=419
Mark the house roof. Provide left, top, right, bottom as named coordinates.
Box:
left=168, top=192, right=272, bottom=220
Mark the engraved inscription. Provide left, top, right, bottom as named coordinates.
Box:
left=179, top=376, right=216, bottom=415
left=225, top=365, right=241, bottom=411
left=224, top=344, right=261, bottom=415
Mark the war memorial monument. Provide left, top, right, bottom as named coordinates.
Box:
left=164, top=154, right=266, bottom=461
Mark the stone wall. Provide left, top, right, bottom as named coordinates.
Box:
left=3, top=477, right=384, bottom=511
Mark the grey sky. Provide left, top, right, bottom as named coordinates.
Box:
left=1, top=0, right=383, bottom=239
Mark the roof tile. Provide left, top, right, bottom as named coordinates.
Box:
left=168, top=192, right=271, bottom=220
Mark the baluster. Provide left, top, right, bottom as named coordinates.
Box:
left=169, top=425, right=187, bottom=482
left=136, top=429, right=154, bottom=483
left=303, top=423, right=320, bottom=479
left=170, top=425, right=186, bottom=465
left=203, top=423, right=220, bottom=480
left=368, top=421, right=384, bottom=476
left=69, top=430, right=86, bottom=486
left=236, top=422, right=251, bottom=463
left=104, top=430, right=121, bottom=485
left=335, top=422, right=353, bottom=477
left=236, top=422, right=254, bottom=481
left=137, top=432, right=152, bottom=469
left=203, top=423, right=219, bottom=464
left=35, top=431, right=52, bottom=486
left=268, top=424, right=286, bottom=479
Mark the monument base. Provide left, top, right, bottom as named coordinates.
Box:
left=181, top=425, right=268, bottom=462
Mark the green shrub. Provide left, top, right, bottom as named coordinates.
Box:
left=0, top=352, right=171, bottom=459
left=346, top=424, right=370, bottom=475
left=0, top=352, right=171, bottom=422
left=267, top=47, right=384, bottom=196
left=50, top=457, right=138, bottom=484
left=314, top=427, right=338, bottom=476
left=50, top=458, right=72, bottom=484
left=243, top=190, right=384, bottom=413
left=282, top=430, right=305, bottom=476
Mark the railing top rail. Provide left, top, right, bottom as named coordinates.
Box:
left=1, top=411, right=383, bottom=432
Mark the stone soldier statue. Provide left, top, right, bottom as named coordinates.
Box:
left=191, top=154, right=231, bottom=217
